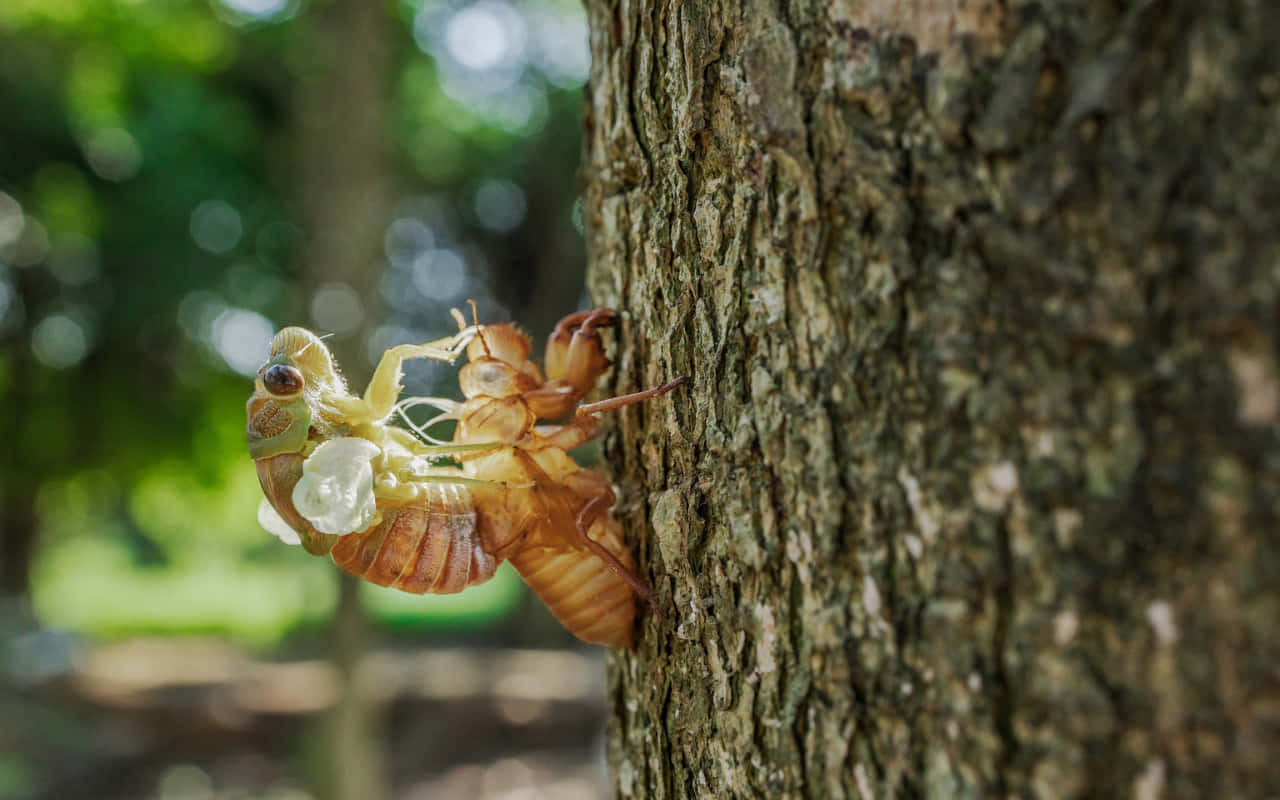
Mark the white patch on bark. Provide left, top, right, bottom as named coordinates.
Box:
left=707, top=638, right=731, bottom=708
left=971, top=461, right=1019, bottom=512
left=1226, top=344, right=1279, bottom=425
left=854, top=763, right=875, bottom=800
left=717, top=744, right=738, bottom=792
left=862, top=575, right=882, bottom=618
left=1053, top=507, right=1083, bottom=547
left=1132, top=759, right=1166, bottom=800
left=1030, top=427, right=1056, bottom=457
left=1053, top=610, right=1080, bottom=646
left=617, top=759, right=635, bottom=797
left=865, top=259, right=898, bottom=299
left=651, top=489, right=687, bottom=569
left=897, top=467, right=940, bottom=541
left=677, top=595, right=700, bottom=640
left=1146, top=601, right=1178, bottom=645
left=786, top=529, right=814, bottom=584
left=753, top=604, right=778, bottom=676
left=904, top=534, right=923, bottom=559
left=751, top=285, right=786, bottom=325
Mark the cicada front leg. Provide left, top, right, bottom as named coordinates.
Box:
left=544, top=309, right=617, bottom=385
left=331, top=327, right=481, bottom=426
left=574, top=377, right=688, bottom=417
left=522, top=309, right=619, bottom=419
left=524, top=377, right=686, bottom=454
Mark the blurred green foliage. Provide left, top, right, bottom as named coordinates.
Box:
left=0, top=0, right=588, bottom=643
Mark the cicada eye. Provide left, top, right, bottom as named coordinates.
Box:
left=264, top=364, right=305, bottom=396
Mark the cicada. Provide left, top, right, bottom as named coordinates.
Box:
left=246, top=308, right=683, bottom=647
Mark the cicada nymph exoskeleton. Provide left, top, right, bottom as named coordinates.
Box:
left=246, top=309, right=683, bottom=647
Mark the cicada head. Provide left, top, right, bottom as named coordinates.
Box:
left=267, top=327, right=348, bottom=398
left=247, top=327, right=350, bottom=459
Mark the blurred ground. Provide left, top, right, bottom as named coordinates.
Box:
left=4, top=639, right=609, bottom=799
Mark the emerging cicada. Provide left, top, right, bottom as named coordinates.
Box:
left=246, top=309, right=683, bottom=647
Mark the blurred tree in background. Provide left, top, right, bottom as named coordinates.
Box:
left=0, top=1, right=603, bottom=798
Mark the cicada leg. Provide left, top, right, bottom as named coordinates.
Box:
left=376, top=469, right=533, bottom=504
left=531, top=416, right=603, bottom=451
left=522, top=309, right=618, bottom=418
left=423, top=473, right=527, bottom=486
left=573, top=492, right=659, bottom=615
left=414, top=441, right=509, bottom=456
left=525, top=379, right=686, bottom=453
left=334, top=328, right=482, bottom=426
left=544, top=309, right=618, bottom=389
left=575, top=377, right=688, bottom=417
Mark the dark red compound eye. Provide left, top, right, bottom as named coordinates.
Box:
left=264, top=364, right=304, bottom=396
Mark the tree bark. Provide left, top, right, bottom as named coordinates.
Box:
left=292, top=0, right=395, bottom=798
left=581, top=1, right=1279, bottom=798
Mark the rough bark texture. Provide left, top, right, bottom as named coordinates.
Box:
left=581, top=1, right=1279, bottom=798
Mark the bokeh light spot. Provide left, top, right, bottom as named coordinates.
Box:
left=83, top=127, right=143, bottom=182
left=531, top=11, right=590, bottom=87
left=493, top=84, right=546, bottom=133
left=212, top=308, right=274, bottom=375
left=219, top=0, right=291, bottom=19
left=190, top=200, right=243, bottom=255
left=367, top=324, right=421, bottom=367
left=474, top=179, right=526, bottom=232
left=384, top=217, right=435, bottom=268
left=411, top=249, right=467, bottom=301
left=7, top=215, right=50, bottom=266
left=226, top=260, right=284, bottom=308
left=310, top=281, right=364, bottom=335
left=178, top=290, right=225, bottom=339
left=0, top=192, right=24, bottom=248
left=32, top=313, right=90, bottom=369
left=444, top=3, right=521, bottom=71
left=378, top=270, right=420, bottom=313
left=48, top=234, right=100, bottom=287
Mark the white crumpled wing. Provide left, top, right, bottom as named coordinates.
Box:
left=292, top=437, right=383, bottom=535
left=258, top=499, right=302, bottom=545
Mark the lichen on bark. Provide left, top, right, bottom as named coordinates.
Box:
left=581, top=0, right=1280, bottom=798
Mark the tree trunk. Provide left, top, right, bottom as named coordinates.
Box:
left=292, top=0, right=394, bottom=798
left=581, top=1, right=1278, bottom=798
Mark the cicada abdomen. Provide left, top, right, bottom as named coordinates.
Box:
left=458, top=443, right=646, bottom=648
left=506, top=513, right=637, bottom=648
left=254, top=444, right=495, bottom=593
left=329, top=483, right=496, bottom=594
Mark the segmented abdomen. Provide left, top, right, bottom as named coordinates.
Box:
left=506, top=516, right=637, bottom=648
left=255, top=452, right=494, bottom=595
left=331, top=483, right=495, bottom=594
